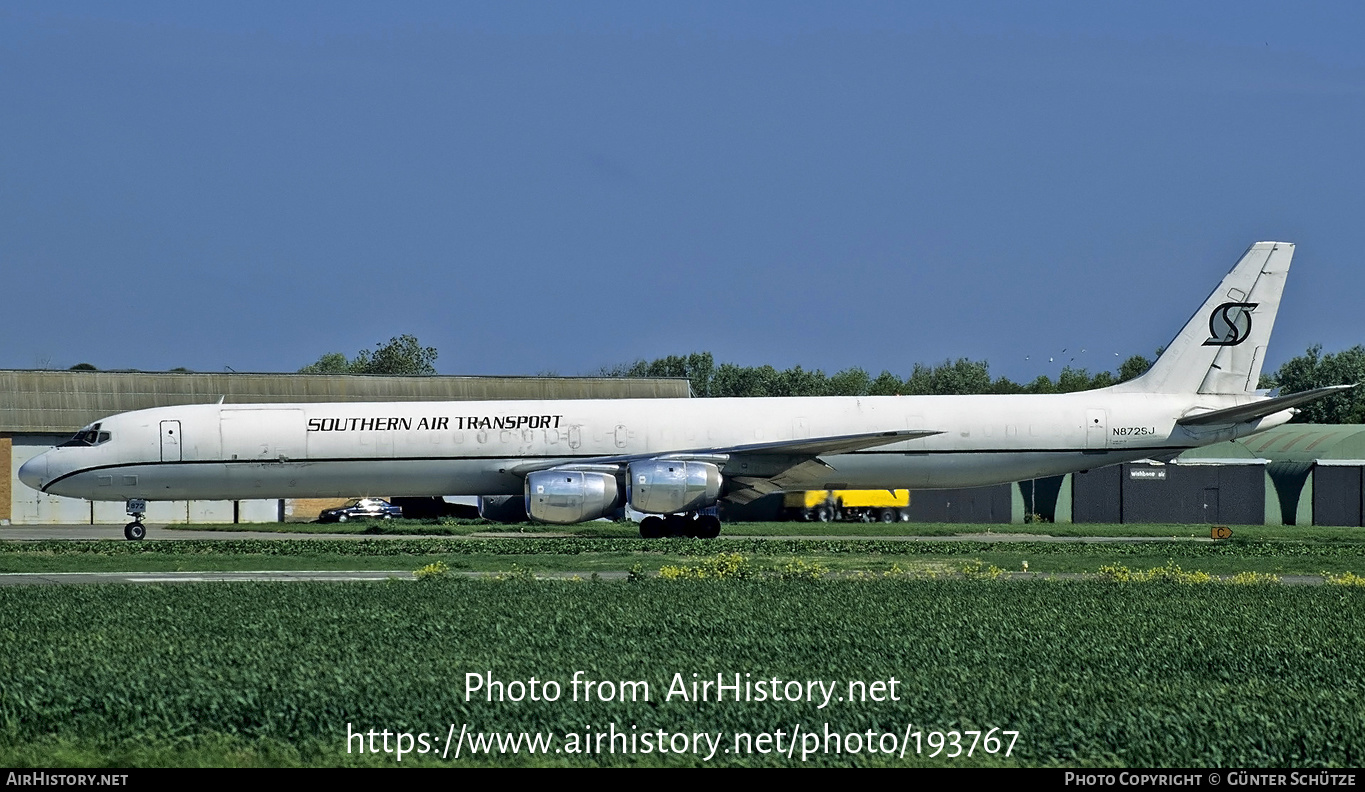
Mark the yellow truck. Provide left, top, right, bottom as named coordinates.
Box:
left=782, top=489, right=911, bottom=523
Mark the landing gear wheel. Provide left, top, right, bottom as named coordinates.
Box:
left=696, top=515, right=722, bottom=539
left=639, top=516, right=666, bottom=539
left=664, top=514, right=689, bottom=537
left=123, top=499, right=147, bottom=541
left=879, top=508, right=896, bottom=523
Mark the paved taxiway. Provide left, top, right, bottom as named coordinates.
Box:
left=0, top=525, right=406, bottom=541
left=0, top=570, right=630, bottom=586
left=0, top=525, right=1216, bottom=543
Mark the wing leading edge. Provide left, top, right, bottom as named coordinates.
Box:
left=506, top=428, right=943, bottom=502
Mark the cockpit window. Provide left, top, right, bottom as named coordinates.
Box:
left=59, top=423, right=112, bottom=447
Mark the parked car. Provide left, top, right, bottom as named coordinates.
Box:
left=319, top=498, right=403, bottom=523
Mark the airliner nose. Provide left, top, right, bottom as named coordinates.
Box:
left=17, top=454, right=48, bottom=491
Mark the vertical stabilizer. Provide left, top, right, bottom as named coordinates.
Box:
left=1120, top=242, right=1293, bottom=395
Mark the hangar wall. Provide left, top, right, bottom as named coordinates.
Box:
left=1073, top=461, right=1268, bottom=525
left=287, top=497, right=353, bottom=523
left=904, top=485, right=1016, bottom=524
left=1019, top=475, right=1068, bottom=523
left=1314, top=463, right=1364, bottom=527
left=0, top=436, right=10, bottom=524
left=1072, top=466, right=1122, bottom=523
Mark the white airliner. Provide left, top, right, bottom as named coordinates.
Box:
left=19, top=242, right=1350, bottom=540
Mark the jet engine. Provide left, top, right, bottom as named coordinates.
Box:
left=627, top=460, right=722, bottom=514
left=478, top=495, right=528, bottom=524
left=524, top=470, right=622, bottom=524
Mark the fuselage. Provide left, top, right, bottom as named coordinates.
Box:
left=18, top=389, right=1290, bottom=503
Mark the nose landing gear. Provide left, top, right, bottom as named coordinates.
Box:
left=124, top=499, right=147, bottom=541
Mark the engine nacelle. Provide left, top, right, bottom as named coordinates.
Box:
left=627, top=460, right=722, bottom=514
left=478, top=495, right=528, bottom=524
left=524, top=470, right=621, bottom=524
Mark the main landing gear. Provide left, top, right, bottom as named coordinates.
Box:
left=124, top=499, right=147, bottom=541
left=638, top=513, right=722, bottom=539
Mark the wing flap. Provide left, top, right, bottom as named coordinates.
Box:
left=724, top=477, right=785, bottom=504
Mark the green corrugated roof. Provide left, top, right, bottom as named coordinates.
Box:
left=1138, top=425, right=1365, bottom=464
left=1235, top=424, right=1365, bottom=463
left=1177, top=440, right=1259, bottom=460
left=0, top=370, right=691, bottom=433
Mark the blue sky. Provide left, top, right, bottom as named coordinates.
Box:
left=2, top=2, right=1362, bottom=382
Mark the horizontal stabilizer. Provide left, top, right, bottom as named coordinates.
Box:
left=1177, top=384, right=1356, bottom=426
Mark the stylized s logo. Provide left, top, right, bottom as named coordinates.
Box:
left=1203, top=302, right=1257, bottom=346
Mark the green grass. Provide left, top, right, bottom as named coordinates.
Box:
left=3, top=536, right=1364, bottom=577
left=1, top=550, right=1361, bottom=577
left=2, top=578, right=1362, bottom=766
left=159, top=519, right=1365, bottom=543
left=0, top=552, right=658, bottom=574
left=161, top=519, right=642, bottom=537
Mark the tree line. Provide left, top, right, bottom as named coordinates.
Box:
left=297, top=334, right=439, bottom=376
left=1263, top=345, right=1365, bottom=424
left=599, top=347, right=1365, bottom=424
left=597, top=351, right=1157, bottom=398
left=72, top=334, right=1365, bottom=423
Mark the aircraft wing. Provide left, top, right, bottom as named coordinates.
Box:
left=1177, top=384, right=1356, bottom=426
left=505, top=428, right=942, bottom=502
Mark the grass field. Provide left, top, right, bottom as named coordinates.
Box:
left=4, top=525, right=1364, bottom=767
left=162, top=518, right=1365, bottom=543
left=2, top=577, right=1362, bottom=767
left=4, top=534, right=1365, bottom=577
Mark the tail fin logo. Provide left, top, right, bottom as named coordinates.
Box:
left=1203, top=302, right=1258, bottom=346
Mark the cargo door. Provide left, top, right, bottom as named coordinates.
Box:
left=160, top=421, right=182, bottom=462
left=221, top=409, right=306, bottom=461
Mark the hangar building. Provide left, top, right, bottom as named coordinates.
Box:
left=0, top=369, right=689, bottom=525
left=1240, top=425, right=1365, bottom=526
left=1069, top=442, right=1269, bottom=525
left=731, top=424, right=1365, bottom=527
left=1038, top=424, right=1365, bottom=526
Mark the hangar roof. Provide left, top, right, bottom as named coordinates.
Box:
left=0, top=370, right=691, bottom=434
left=1235, top=424, right=1365, bottom=464
left=1177, top=440, right=1260, bottom=461
left=1134, top=425, right=1365, bottom=466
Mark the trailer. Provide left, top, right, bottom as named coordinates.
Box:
left=781, top=490, right=912, bottom=522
